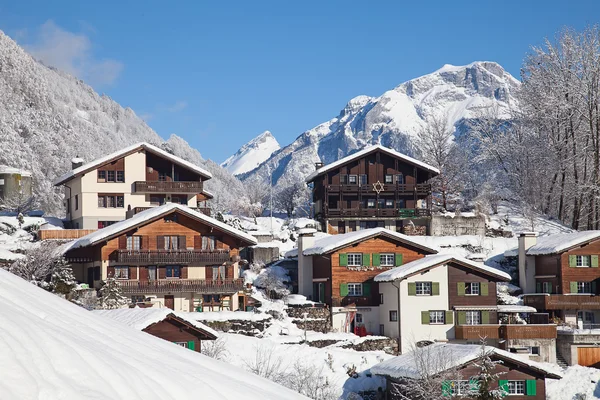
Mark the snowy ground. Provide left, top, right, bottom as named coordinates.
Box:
left=0, top=215, right=62, bottom=261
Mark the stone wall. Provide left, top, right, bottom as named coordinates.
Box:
left=199, top=318, right=272, bottom=336
left=430, top=213, right=486, bottom=236
left=288, top=305, right=332, bottom=333
left=305, top=337, right=397, bottom=354
left=505, top=338, right=556, bottom=364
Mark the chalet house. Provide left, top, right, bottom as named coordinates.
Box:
left=290, top=227, right=439, bottom=334
left=375, top=254, right=557, bottom=361
left=304, top=145, right=439, bottom=235
left=371, top=343, right=562, bottom=400
left=94, top=308, right=217, bottom=352
left=53, top=142, right=213, bottom=229
left=517, top=231, right=600, bottom=366
left=63, top=203, right=257, bottom=312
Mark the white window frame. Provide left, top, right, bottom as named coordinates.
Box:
left=348, top=175, right=358, bottom=184
left=507, top=380, right=525, bottom=395
left=127, top=236, right=141, bottom=251
left=114, top=266, right=129, bottom=280
left=380, top=253, right=395, bottom=266
left=347, top=283, right=363, bottom=296
left=429, top=310, right=445, bottom=325
left=347, top=253, right=363, bottom=267
left=577, top=282, right=592, bottom=294
left=465, top=282, right=480, bottom=296
left=415, top=282, right=432, bottom=296
left=465, top=310, right=481, bottom=325
left=384, top=174, right=393, bottom=184
left=577, top=255, right=591, bottom=267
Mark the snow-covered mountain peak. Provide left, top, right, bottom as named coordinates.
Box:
left=221, top=130, right=281, bottom=176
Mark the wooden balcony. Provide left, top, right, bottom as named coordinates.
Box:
left=133, top=181, right=203, bottom=193
left=114, top=249, right=231, bottom=264
left=128, top=206, right=211, bottom=217
left=325, top=208, right=431, bottom=219
left=326, top=183, right=431, bottom=194
left=118, top=278, right=244, bottom=294
left=523, top=294, right=600, bottom=310
left=455, top=324, right=557, bottom=340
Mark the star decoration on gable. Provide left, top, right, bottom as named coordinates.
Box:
left=372, top=181, right=385, bottom=194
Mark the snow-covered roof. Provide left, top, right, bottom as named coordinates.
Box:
left=64, top=203, right=257, bottom=251
left=0, top=165, right=32, bottom=177
left=93, top=308, right=219, bottom=338
left=305, top=144, right=440, bottom=183
left=374, top=253, right=511, bottom=282
left=371, top=343, right=562, bottom=380
left=497, top=305, right=537, bottom=313
left=0, top=267, right=308, bottom=400
left=526, top=231, right=600, bottom=255
left=296, top=228, right=439, bottom=257
left=53, top=142, right=212, bottom=186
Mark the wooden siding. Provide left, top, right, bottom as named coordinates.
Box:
left=455, top=324, right=557, bottom=340
left=447, top=264, right=498, bottom=308
left=524, top=294, right=600, bottom=310
left=39, top=229, right=96, bottom=240
left=577, top=347, right=600, bottom=368
left=561, top=239, right=600, bottom=293
left=143, top=318, right=204, bottom=352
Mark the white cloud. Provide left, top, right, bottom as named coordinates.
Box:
left=24, top=20, right=123, bottom=86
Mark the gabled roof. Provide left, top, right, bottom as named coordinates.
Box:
left=53, top=142, right=212, bottom=186
left=374, top=253, right=511, bottom=282
left=63, top=203, right=257, bottom=252
left=93, top=308, right=218, bottom=339
left=288, top=228, right=439, bottom=257
left=526, top=231, right=600, bottom=255
left=371, top=343, right=562, bottom=380
left=305, top=144, right=440, bottom=183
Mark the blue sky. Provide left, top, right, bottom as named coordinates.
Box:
left=0, top=1, right=598, bottom=162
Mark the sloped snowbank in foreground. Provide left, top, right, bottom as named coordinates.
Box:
left=0, top=268, right=307, bottom=400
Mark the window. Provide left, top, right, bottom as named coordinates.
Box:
left=166, top=265, right=181, bottom=278
left=107, top=195, right=115, bottom=207
left=164, top=236, right=179, bottom=250
left=97, top=170, right=106, bottom=182
left=116, top=171, right=125, bottom=182
left=429, top=310, right=445, bottom=325
left=360, top=174, right=367, bottom=185
left=577, top=282, right=592, bottom=293
left=75, top=195, right=79, bottom=210
left=385, top=199, right=394, bottom=208
left=530, top=346, right=540, bottom=355
left=107, top=170, right=115, bottom=182
left=449, top=380, right=477, bottom=395
left=577, top=255, right=591, bottom=267
left=542, top=282, right=552, bottom=294
left=347, top=283, right=363, bottom=296
left=367, top=199, right=375, bottom=208
left=340, top=175, right=348, bottom=184
left=66, top=198, right=70, bottom=213
left=127, top=236, right=141, bottom=250
left=380, top=253, right=395, bottom=266
left=355, top=313, right=363, bottom=324
left=202, top=236, right=217, bottom=251
left=116, top=195, right=124, bottom=208
left=174, top=342, right=188, bottom=348
left=384, top=174, right=393, bottom=184
left=347, top=253, right=363, bottom=267
left=348, top=175, right=357, bottom=184
left=389, top=310, right=398, bottom=322
left=416, top=282, right=432, bottom=296
left=212, top=266, right=225, bottom=280
left=131, top=295, right=145, bottom=304
left=380, top=293, right=384, bottom=304
left=148, top=266, right=157, bottom=281
left=465, top=282, right=480, bottom=296
left=114, top=266, right=129, bottom=280
left=377, top=199, right=385, bottom=209
left=98, top=221, right=117, bottom=229
left=507, top=381, right=525, bottom=395
left=98, top=194, right=124, bottom=208
left=150, top=196, right=165, bottom=206
left=158, top=172, right=167, bottom=182
left=465, top=311, right=481, bottom=325
left=395, top=174, right=404, bottom=184
left=98, top=196, right=106, bottom=208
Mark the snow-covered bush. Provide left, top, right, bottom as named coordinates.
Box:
left=97, top=277, right=129, bottom=309
left=7, top=242, right=72, bottom=293
left=253, top=266, right=290, bottom=299
left=50, top=256, right=77, bottom=295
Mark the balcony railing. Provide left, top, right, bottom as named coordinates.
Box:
left=523, top=294, right=600, bottom=310
left=114, top=249, right=231, bottom=264
left=118, top=278, right=244, bottom=294
left=38, top=229, right=96, bottom=240
left=455, top=324, right=557, bottom=340
left=326, top=183, right=431, bottom=194
left=325, top=208, right=431, bottom=218
left=127, top=206, right=211, bottom=217
left=133, top=181, right=204, bottom=193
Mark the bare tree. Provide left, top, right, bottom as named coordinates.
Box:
left=7, top=242, right=64, bottom=289
left=201, top=336, right=229, bottom=361
left=0, top=191, right=38, bottom=215
left=274, top=182, right=309, bottom=217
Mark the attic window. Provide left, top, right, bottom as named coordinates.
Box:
left=164, top=214, right=178, bottom=223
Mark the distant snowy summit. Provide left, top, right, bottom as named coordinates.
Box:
left=221, top=130, right=280, bottom=176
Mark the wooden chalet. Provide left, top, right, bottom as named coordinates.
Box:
left=64, top=203, right=257, bottom=312
left=304, top=145, right=439, bottom=235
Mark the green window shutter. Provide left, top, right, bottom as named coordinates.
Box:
left=570, top=281, right=578, bottom=293
left=362, top=253, right=371, bottom=266
left=421, top=311, right=430, bottom=325
left=536, top=282, right=542, bottom=293
left=457, top=282, right=465, bottom=296
left=339, top=253, right=348, bottom=267
left=340, top=283, right=349, bottom=297
left=469, top=379, right=479, bottom=392
left=441, top=381, right=451, bottom=397
left=481, top=311, right=490, bottom=324
left=526, top=379, right=536, bottom=396
left=569, top=255, right=577, bottom=267
left=395, top=253, right=403, bottom=266
left=498, top=380, right=509, bottom=395
left=187, top=341, right=195, bottom=351
left=408, top=282, right=416, bottom=296
left=432, top=282, right=440, bottom=296
left=592, top=255, right=599, bottom=268
left=363, top=282, right=371, bottom=296
left=445, top=311, right=453, bottom=325
left=372, top=253, right=381, bottom=267
left=458, top=311, right=466, bottom=325
left=480, top=282, right=489, bottom=296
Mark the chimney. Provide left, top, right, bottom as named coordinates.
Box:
left=297, top=228, right=317, bottom=299
left=315, top=162, right=324, bottom=170
left=518, top=232, right=537, bottom=294
left=71, top=156, right=85, bottom=170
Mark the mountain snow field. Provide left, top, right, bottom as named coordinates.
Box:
left=221, top=130, right=281, bottom=176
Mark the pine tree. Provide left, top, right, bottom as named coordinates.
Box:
left=50, top=257, right=77, bottom=296
left=470, top=343, right=508, bottom=400
left=97, top=277, right=129, bottom=309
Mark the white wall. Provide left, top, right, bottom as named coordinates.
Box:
left=332, top=306, right=380, bottom=334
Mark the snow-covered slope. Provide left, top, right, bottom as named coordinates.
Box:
left=221, top=131, right=280, bottom=176
left=241, top=62, right=519, bottom=188
left=0, top=30, right=244, bottom=215
left=0, top=267, right=308, bottom=399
